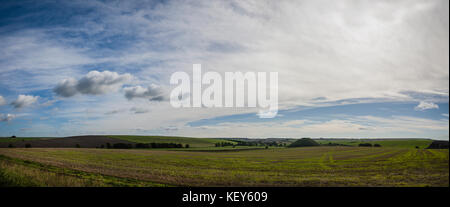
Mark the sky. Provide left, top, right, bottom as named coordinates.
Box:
left=0, top=0, right=448, bottom=139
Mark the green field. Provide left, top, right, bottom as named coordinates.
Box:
left=0, top=145, right=448, bottom=187
left=108, top=135, right=236, bottom=148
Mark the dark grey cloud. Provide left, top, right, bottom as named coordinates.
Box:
left=123, top=84, right=166, bottom=101
left=54, top=78, right=78, bottom=97
left=11, top=95, right=38, bottom=108
left=54, top=71, right=133, bottom=97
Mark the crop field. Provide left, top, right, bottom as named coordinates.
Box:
left=0, top=145, right=448, bottom=187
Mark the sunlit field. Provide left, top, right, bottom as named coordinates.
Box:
left=1, top=145, right=448, bottom=187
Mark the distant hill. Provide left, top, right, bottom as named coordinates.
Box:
left=0, top=135, right=236, bottom=148
left=108, top=135, right=235, bottom=148
left=315, top=139, right=433, bottom=149
left=288, top=138, right=320, bottom=147
left=0, top=136, right=134, bottom=148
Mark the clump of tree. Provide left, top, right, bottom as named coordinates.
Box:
left=426, top=141, right=449, bottom=149
left=135, top=143, right=151, bottom=148
left=113, top=143, right=133, bottom=149
left=358, top=143, right=372, bottom=147
left=113, top=142, right=185, bottom=149
left=373, top=144, right=381, bottom=147
left=215, top=142, right=235, bottom=147
left=288, top=138, right=320, bottom=147
left=149, top=143, right=183, bottom=148
left=25, top=143, right=31, bottom=148
left=322, top=142, right=350, bottom=147
left=215, top=140, right=285, bottom=148
left=76, top=144, right=81, bottom=148
left=185, top=144, right=190, bottom=148
left=8, top=144, right=14, bottom=148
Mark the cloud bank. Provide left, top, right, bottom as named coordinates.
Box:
left=54, top=71, right=133, bottom=97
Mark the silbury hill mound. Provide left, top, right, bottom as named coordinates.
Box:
left=288, top=138, right=320, bottom=147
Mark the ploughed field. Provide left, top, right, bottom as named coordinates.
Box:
left=0, top=146, right=448, bottom=187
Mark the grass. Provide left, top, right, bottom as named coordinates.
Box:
left=0, top=155, right=168, bottom=187
left=108, top=135, right=236, bottom=147
left=0, top=146, right=447, bottom=187
left=315, top=139, right=433, bottom=149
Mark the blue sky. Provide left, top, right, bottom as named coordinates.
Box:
left=0, top=0, right=448, bottom=139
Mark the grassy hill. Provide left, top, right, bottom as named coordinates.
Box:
left=108, top=135, right=236, bottom=148
left=315, top=139, right=433, bottom=149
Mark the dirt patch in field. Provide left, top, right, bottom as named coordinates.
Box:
left=0, top=136, right=135, bottom=148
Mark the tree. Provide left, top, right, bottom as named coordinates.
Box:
left=25, top=143, right=31, bottom=148
left=113, top=143, right=133, bottom=149
left=8, top=144, right=13, bottom=148
left=185, top=144, right=190, bottom=148
left=76, top=144, right=81, bottom=148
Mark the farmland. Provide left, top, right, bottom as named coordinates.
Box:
left=0, top=138, right=448, bottom=187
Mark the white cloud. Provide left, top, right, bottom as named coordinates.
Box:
left=54, top=70, right=133, bottom=97
left=414, top=101, right=439, bottom=111
left=0, top=96, right=6, bottom=106
left=11, top=95, right=39, bottom=109
left=0, top=114, right=16, bottom=122
left=442, top=114, right=449, bottom=117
